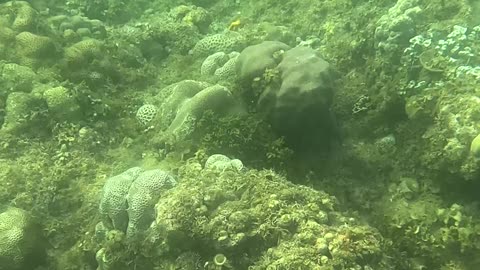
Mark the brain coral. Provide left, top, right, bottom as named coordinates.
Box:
left=191, top=31, right=243, bottom=56
left=126, top=169, right=176, bottom=237
left=136, top=104, right=158, bottom=126
left=99, top=167, right=176, bottom=239
left=0, top=207, right=45, bottom=270
left=165, top=84, right=244, bottom=141
left=14, top=31, right=55, bottom=67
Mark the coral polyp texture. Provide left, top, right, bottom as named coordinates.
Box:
left=99, top=167, right=176, bottom=239
left=191, top=31, right=244, bottom=56
left=0, top=207, right=45, bottom=270
left=136, top=104, right=158, bottom=126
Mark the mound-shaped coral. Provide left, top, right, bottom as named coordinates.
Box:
left=99, top=167, right=176, bottom=239
left=1, top=91, right=45, bottom=133
left=149, top=156, right=389, bottom=269
left=0, top=207, right=45, bottom=270
left=14, top=31, right=56, bottom=68
left=260, top=46, right=338, bottom=152
left=236, top=41, right=290, bottom=84
left=150, top=80, right=245, bottom=145
left=236, top=43, right=338, bottom=153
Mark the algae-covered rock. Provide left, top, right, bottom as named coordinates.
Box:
left=169, top=5, right=212, bottom=33
left=0, top=207, right=45, bottom=270
left=375, top=177, right=480, bottom=268
left=149, top=156, right=388, bottom=269
left=374, top=0, right=423, bottom=60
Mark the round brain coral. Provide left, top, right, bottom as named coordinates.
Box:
left=126, top=169, right=176, bottom=238
left=64, top=38, right=103, bottom=67
left=99, top=167, right=176, bottom=239
left=15, top=32, right=54, bottom=57
left=99, top=167, right=143, bottom=232
left=0, top=207, right=45, bottom=270
left=136, top=104, right=158, bottom=126
left=192, top=32, right=243, bottom=56
left=11, top=2, right=37, bottom=31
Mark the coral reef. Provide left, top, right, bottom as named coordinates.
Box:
left=0, top=0, right=479, bottom=269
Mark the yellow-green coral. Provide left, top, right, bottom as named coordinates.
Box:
left=11, top=2, right=37, bottom=31
left=14, top=31, right=55, bottom=67
left=0, top=24, right=16, bottom=43
left=470, top=133, right=480, bottom=158
left=64, top=38, right=103, bottom=67
left=43, top=86, right=80, bottom=121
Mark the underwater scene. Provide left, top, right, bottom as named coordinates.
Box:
left=0, top=0, right=480, bottom=269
